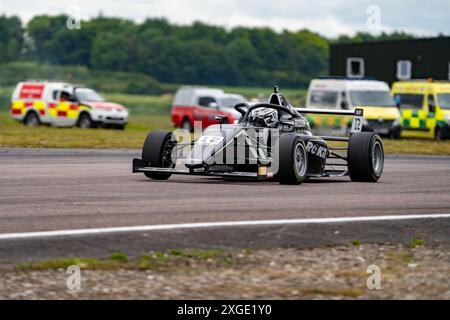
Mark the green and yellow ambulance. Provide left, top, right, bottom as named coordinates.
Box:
left=392, top=80, right=450, bottom=140
left=305, top=78, right=402, bottom=138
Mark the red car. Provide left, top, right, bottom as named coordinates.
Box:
left=171, top=87, right=246, bottom=131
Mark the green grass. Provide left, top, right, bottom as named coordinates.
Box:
left=16, top=249, right=233, bottom=272
left=103, top=92, right=173, bottom=115
left=0, top=112, right=172, bottom=149
left=0, top=86, right=173, bottom=115
left=351, top=240, right=361, bottom=247
left=411, top=238, right=426, bottom=248
left=329, top=139, right=450, bottom=156
left=0, top=86, right=13, bottom=112
left=381, top=139, right=450, bottom=156
left=0, top=62, right=177, bottom=95
left=1, top=82, right=450, bottom=154
left=2, top=112, right=450, bottom=153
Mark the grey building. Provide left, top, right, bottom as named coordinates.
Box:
left=329, top=37, right=450, bottom=84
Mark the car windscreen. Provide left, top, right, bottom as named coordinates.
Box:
left=218, top=96, right=246, bottom=109
left=309, top=90, right=339, bottom=109
left=437, top=94, right=450, bottom=110
left=396, top=94, right=424, bottom=110
left=349, top=90, right=396, bottom=107
left=75, top=88, right=105, bottom=102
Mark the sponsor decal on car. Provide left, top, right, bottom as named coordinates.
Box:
left=197, top=135, right=224, bottom=146
left=306, top=141, right=327, bottom=159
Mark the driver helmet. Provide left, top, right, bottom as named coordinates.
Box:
left=250, top=107, right=278, bottom=128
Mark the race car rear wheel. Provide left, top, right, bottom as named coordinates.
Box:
left=348, top=132, right=384, bottom=182
left=277, top=135, right=308, bottom=185
left=142, top=130, right=177, bottom=180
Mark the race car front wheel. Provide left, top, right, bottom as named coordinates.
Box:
left=348, top=132, right=384, bottom=182
left=142, top=130, right=177, bottom=180
left=277, top=135, right=308, bottom=185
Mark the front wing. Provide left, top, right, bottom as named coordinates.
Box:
left=132, top=158, right=267, bottom=179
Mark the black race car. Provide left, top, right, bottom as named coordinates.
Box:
left=133, top=87, right=384, bottom=185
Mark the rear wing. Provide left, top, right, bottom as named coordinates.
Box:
left=294, top=108, right=364, bottom=141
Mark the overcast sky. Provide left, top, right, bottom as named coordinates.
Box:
left=0, top=0, right=449, bottom=38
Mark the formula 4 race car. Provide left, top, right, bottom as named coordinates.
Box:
left=133, top=86, right=384, bottom=185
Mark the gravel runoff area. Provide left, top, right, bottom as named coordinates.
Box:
left=1, top=244, right=449, bottom=300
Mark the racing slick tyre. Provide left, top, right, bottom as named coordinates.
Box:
left=77, top=113, right=94, bottom=129
left=142, top=130, right=177, bottom=180
left=24, top=111, right=40, bottom=128
left=348, top=132, right=384, bottom=182
left=276, top=135, right=308, bottom=185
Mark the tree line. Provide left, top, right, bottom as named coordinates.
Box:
left=0, top=15, right=415, bottom=88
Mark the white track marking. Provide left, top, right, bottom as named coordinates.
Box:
left=0, top=214, right=449, bottom=240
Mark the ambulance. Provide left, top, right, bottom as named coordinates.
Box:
left=392, top=80, right=450, bottom=140
left=10, top=81, right=129, bottom=129
left=305, top=78, right=402, bottom=138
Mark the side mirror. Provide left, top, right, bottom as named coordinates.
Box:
left=208, top=102, right=219, bottom=109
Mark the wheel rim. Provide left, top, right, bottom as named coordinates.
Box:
left=435, top=128, right=441, bottom=141
left=27, top=114, right=38, bottom=127
left=80, top=117, right=90, bottom=129
left=294, top=143, right=307, bottom=178
left=161, top=139, right=176, bottom=168
left=372, top=141, right=384, bottom=176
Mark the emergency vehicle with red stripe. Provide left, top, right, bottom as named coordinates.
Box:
left=10, top=81, right=129, bottom=129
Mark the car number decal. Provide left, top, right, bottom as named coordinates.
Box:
left=197, top=135, right=224, bottom=146
left=351, top=115, right=363, bottom=133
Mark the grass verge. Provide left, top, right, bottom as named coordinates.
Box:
left=16, top=249, right=233, bottom=272
left=1, top=112, right=450, bottom=153
left=0, top=113, right=172, bottom=149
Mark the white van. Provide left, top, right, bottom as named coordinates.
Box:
left=305, top=78, right=402, bottom=137
left=10, top=81, right=129, bottom=129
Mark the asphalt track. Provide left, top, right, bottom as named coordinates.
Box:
left=0, top=148, right=449, bottom=262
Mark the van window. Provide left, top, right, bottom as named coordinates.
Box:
left=52, top=90, right=60, bottom=100
left=217, top=96, right=246, bottom=109
left=437, top=94, right=450, bottom=110
left=349, top=90, right=396, bottom=107
left=309, top=91, right=338, bottom=109
left=75, top=88, right=105, bottom=102
left=346, top=58, right=365, bottom=78
left=198, top=97, right=217, bottom=108
left=340, top=92, right=349, bottom=110
left=397, top=60, right=412, bottom=80
left=396, top=93, right=424, bottom=110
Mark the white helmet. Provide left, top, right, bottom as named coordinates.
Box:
left=250, top=107, right=279, bottom=128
